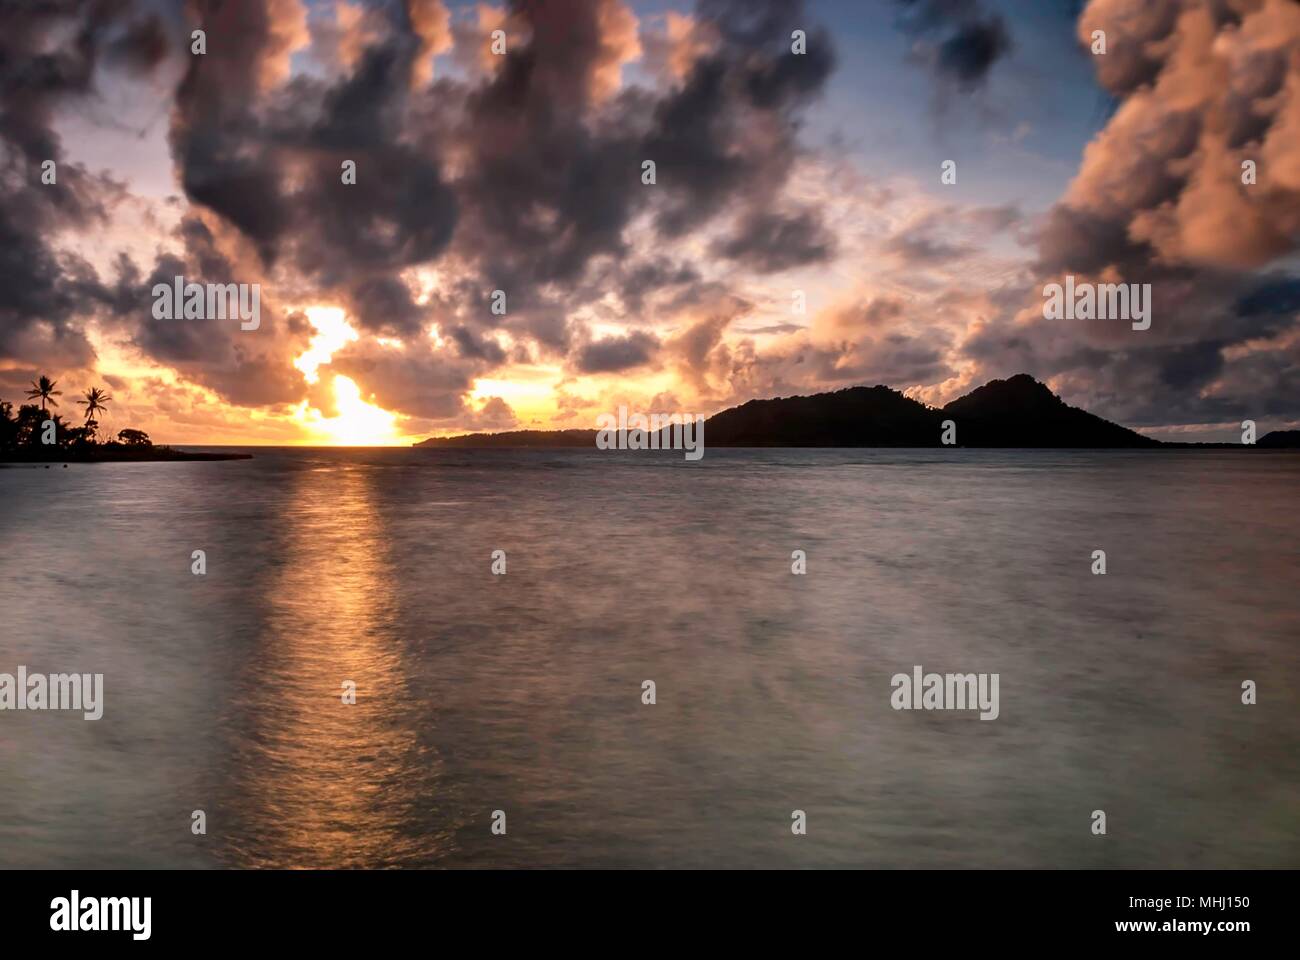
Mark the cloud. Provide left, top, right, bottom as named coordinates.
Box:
left=1062, top=0, right=1300, bottom=272
left=327, top=336, right=490, bottom=423
left=464, top=395, right=519, bottom=431
left=574, top=330, right=660, bottom=373
left=953, top=0, right=1300, bottom=430
left=640, top=11, right=718, bottom=83
left=111, top=0, right=829, bottom=429
left=712, top=210, right=836, bottom=273
left=447, top=325, right=508, bottom=364
left=116, top=216, right=313, bottom=407
left=884, top=204, right=1020, bottom=266
left=0, top=0, right=171, bottom=371
left=893, top=0, right=1014, bottom=91
left=341, top=275, right=428, bottom=339
left=409, top=0, right=454, bottom=87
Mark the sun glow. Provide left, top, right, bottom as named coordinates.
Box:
left=295, top=307, right=357, bottom=384
left=299, top=375, right=401, bottom=446
left=294, top=307, right=403, bottom=446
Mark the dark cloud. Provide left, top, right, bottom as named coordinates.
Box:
left=595, top=257, right=702, bottom=317
left=1236, top=277, right=1300, bottom=319
left=575, top=331, right=660, bottom=373
left=171, top=0, right=458, bottom=281
left=0, top=0, right=169, bottom=373
left=1035, top=205, right=1152, bottom=276
left=169, top=0, right=297, bottom=262
left=159, top=0, right=836, bottom=422
left=444, top=0, right=833, bottom=316
left=937, top=16, right=1011, bottom=89
left=343, top=276, right=427, bottom=339
left=637, top=0, right=834, bottom=238
left=117, top=216, right=310, bottom=407
left=713, top=210, right=835, bottom=273
left=447, top=326, right=507, bottom=364
left=819, top=330, right=953, bottom=387
left=893, top=0, right=1013, bottom=91
left=106, top=13, right=170, bottom=76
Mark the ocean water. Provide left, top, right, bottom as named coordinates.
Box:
left=0, top=447, right=1296, bottom=869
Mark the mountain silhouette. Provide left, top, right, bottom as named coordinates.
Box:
left=1258, top=430, right=1300, bottom=448
left=415, top=374, right=1164, bottom=448
left=702, top=384, right=940, bottom=446
left=939, top=374, right=1159, bottom=448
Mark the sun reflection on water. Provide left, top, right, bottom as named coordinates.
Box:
left=215, top=464, right=456, bottom=867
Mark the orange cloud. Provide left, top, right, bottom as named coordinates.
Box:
left=1074, top=0, right=1300, bottom=269
left=410, top=0, right=453, bottom=87
left=261, top=0, right=311, bottom=89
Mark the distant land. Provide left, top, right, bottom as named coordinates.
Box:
left=1258, top=430, right=1300, bottom=448
left=416, top=375, right=1300, bottom=449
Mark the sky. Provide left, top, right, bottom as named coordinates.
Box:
left=1, top=0, right=1298, bottom=445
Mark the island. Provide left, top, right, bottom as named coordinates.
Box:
left=416, top=374, right=1300, bottom=449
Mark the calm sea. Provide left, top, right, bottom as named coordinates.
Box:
left=1, top=448, right=1297, bottom=868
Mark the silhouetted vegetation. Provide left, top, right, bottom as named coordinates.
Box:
left=1, top=376, right=249, bottom=462
left=76, top=386, right=112, bottom=441
left=25, top=375, right=62, bottom=412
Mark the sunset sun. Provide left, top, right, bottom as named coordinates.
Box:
left=295, top=307, right=402, bottom=446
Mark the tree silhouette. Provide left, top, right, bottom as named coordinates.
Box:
left=77, top=387, right=112, bottom=440
left=25, top=376, right=61, bottom=412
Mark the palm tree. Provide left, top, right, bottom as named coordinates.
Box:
left=25, top=376, right=61, bottom=412
left=77, top=387, right=112, bottom=440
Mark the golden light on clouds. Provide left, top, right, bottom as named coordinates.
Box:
left=297, top=374, right=402, bottom=446
left=293, top=306, right=403, bottom=446
left=294, top=307, right=357, bottom=384
left=470, top=370, right=561, bottom=426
